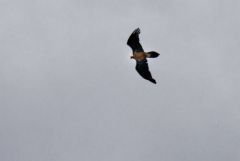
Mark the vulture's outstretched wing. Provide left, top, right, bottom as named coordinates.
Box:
left=135, top=60, right=156, bottom=84
left=127, top=28, right=144, bottom=52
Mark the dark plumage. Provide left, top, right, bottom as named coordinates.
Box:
left=127, top=28, right=160, bottom=84
left=127, top=28, right=144, bottom=52
left=135, top=60, right=156, bottom=84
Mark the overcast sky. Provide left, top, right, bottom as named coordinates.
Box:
left=1, top=0, right=240, bottom=161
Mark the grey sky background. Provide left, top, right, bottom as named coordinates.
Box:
left=1, top=0, right=240, bottom=161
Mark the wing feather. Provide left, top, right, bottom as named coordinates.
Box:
left=127, top=28, right=144, bottom=52
left=135, top=60, right=156, bottom=84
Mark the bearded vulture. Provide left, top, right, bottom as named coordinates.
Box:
left=127, top=28, right=160, bottom=84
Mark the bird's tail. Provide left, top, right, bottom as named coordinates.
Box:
left=146, top=51, right=160, bottom=58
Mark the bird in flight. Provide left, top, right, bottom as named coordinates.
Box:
left=127, top=28, right=160, bottom=84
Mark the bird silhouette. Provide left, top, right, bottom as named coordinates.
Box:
left=127, top=28, right=160, bottom=84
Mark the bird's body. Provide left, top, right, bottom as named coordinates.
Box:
left=132, top=51, right=147, bottom=61
left=127, top=28, right=160, bottom=84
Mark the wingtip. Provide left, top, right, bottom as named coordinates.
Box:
left=150, top=79, right=157, bottom=84
left=133, top=28, right=141, bottom=34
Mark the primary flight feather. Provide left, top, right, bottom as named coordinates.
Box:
left=127, top=28, right=160, bottom=84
